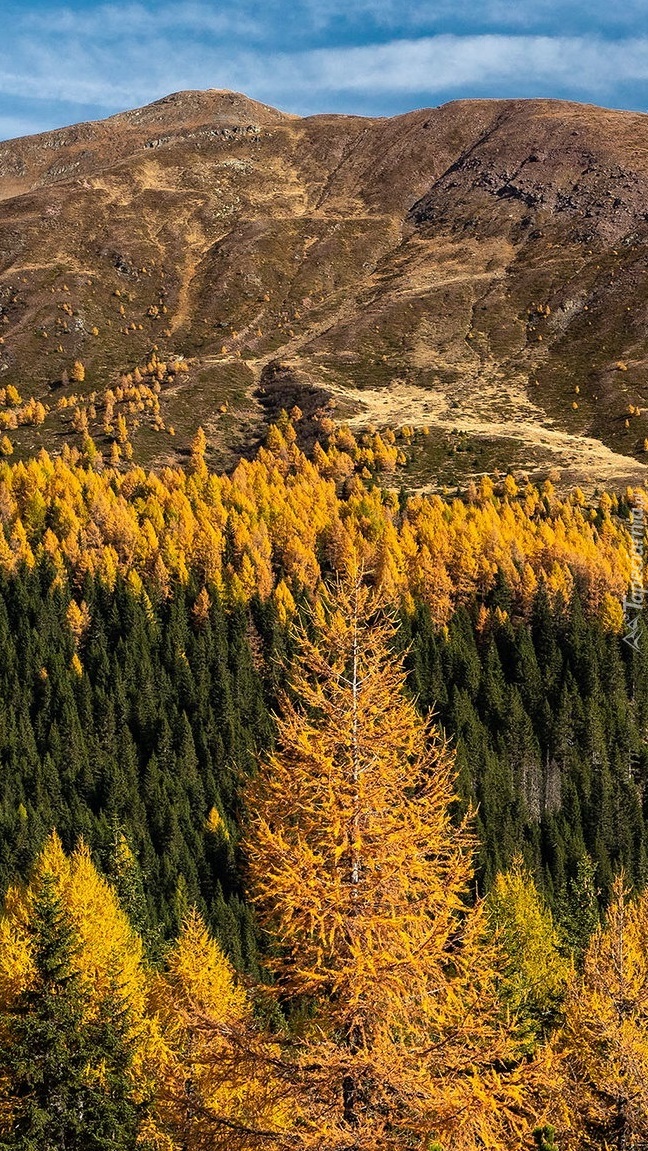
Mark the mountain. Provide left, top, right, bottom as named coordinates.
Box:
left=2, top=90, right=648, bottom=487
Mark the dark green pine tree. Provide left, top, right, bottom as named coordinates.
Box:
left=105, top=828, right=159, bottom=960
left=556, top=852, right=600, bottom=966
left=0, top=873, right=144, bottom=1150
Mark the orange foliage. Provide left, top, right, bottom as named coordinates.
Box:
left=0, top=422, right=635, bottom=627
left=242, top=576, right=556, bottom=1149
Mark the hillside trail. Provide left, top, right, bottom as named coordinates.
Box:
left=195, top=253, right=648, bottom=489
left=322, top=374, right=648, bottom=487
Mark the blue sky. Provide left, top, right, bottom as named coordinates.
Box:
left=1, top=0, right=648, bottom=142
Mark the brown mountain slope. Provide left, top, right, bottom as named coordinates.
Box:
left=2, top=90, right=648, bottom=488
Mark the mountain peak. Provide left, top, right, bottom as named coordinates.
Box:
left=1, top=92, right=648, bottom=490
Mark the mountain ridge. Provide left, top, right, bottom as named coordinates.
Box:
left=2, top=90, right=648, bottom=488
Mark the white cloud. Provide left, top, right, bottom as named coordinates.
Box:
left=20, top=2, right=262, bottom=40
left=11, top=0, right=646, bottom=51
left=1, top=24, right=648, bottom=131
left=261, top=35, right=648, bottom=98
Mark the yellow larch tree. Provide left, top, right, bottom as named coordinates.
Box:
left=487, top=859, right=571, bottom=1054
left=190, top=426, right=208, bottom=480
left=558, top=876, right=648, bottom=1149
left=149, top=909, right=291, bottom=1150
left=243, top=573, right=554, bottom=1150
left=0, top=833, right=154, bottom=1040
left=0, top=832, right=158, bottom=1096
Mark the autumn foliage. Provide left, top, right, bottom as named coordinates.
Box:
left=243, top=575, right=555, bottom=1150
left=0, top=423, right=646, bottom=1147
left=0, top=420, right=636, bottom=630
left=2, top=574, right=648, bottom=1145
left=558, top=876, right=648, bottom=1148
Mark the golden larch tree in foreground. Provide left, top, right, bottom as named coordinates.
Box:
left=243, top=574, right=554, bottom=1150
left=0, top=831, right=148, bottom=1031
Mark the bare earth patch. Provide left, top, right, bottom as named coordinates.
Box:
left=320, top=375, right=648, bottom=491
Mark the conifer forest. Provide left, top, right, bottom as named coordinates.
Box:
left=0, top=412, right=645, bottom=1150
